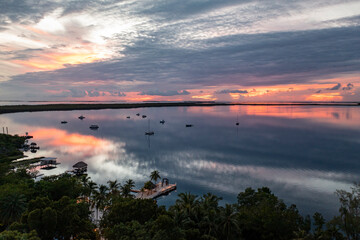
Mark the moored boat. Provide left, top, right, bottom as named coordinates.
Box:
left=89, top=125, right=99, bottom=130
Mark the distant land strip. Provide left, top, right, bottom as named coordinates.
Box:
left=0, top=102, right=359, bottom=114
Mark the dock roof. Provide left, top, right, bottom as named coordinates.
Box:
left=73, top=161, right=87, bottom=168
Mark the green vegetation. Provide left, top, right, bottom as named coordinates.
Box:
left=0, top=134, right=25, bottom=160
left=1, top=134, right=360, bottom=239
left=150, top=170, right=161, bottom=184
left=0, top=134, right=26, bottom=181
left=0, top=102, right=358, bottom=115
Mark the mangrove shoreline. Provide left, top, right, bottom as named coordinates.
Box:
left=0, top=101, right=359, bottom=114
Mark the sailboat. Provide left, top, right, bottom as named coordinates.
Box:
left=145, top=119, right=154, bottom=135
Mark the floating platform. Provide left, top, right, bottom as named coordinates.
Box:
left=135, top=182, right=177, bottom=199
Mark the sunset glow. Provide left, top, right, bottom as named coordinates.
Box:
left=0, top=0, right=358, bottom=102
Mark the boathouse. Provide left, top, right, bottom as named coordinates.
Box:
left=73, top=161, right=87, bottom=175
left=40, top=157, right=58, bottom=170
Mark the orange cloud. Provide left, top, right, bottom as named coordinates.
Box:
left=192, top=94, right=217, bottom=101
left=306, top=93, right=343, bottom=101
left=13, top=52, right=101, bottom=70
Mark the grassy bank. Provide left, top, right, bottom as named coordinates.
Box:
left=0, top=101, right=359, bottom=114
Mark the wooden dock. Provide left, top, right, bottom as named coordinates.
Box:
left=135, top=182, right=177, bottom=199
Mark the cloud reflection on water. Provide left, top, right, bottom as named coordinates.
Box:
left=1, top=105, right=359, bottom=218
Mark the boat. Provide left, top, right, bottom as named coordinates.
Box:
left=145, top=119, right=154, bottom=135
left=142, top=115, right=147, bottom=118
left=126, top=116, right=130, bottom=119
left=30, top=142, right=39, bottom=149
left=89, top=125, right=99, bottom=130
left=236, top=114, right=239, bottom=125
left=136, top=113, right=140, bottom=116
left=160, top=120, right=165, bottom=124
left=186, top=124, right=193, bottom=127
left=78, top=115, right=85, bottom=120
left=61, top=121, right=68, bottom=124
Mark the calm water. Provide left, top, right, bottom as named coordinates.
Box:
left=1, top=105, right=359, bottom=219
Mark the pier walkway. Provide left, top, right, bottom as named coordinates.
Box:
left=134, top=182, right=177, bottom=199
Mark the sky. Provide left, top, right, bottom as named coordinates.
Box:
left=0, top=0, right=359, bottom=102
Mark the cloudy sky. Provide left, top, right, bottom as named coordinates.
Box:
left=0, top=0, right=359, bottom=102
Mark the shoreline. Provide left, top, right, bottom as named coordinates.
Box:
left=0, top=101, right=359, bottom=114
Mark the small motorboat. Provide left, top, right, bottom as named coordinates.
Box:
left=136, top=113, right=140, bottom=116
left=61, top=121, right=68, bottom=124
left=186, top=124, right=193, bottom=127
left=160, top=120, right=165, bottom=124
left=89, top=125, right=99, bottom=130
left=127, top=116, right=130, bottom=119
left=142, top=115, right=147, bottom=118
left=78, top=115, right=85, bottom=120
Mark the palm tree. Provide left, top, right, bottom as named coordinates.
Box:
left=88, top=181, right=98, bottom=196
left=0, top=193, right=27, bottom=225
left=219, top=204, right=239, bottom=240
left=175, top=192, right=199, bottom=217
left=150, top=170, right=161, bottom=184
left=125, top=179, right=135, bottom=189
left=80, top=175, right=91, bottom=187
left=120, top=179, right=135, bottom=198
left=200, top=193, right=223, bottom=236
left=93, top=184, right=109, bottom=221
left=107, top=180, right=120, bottom=196
left=201, top=193, right=223, bottom=210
